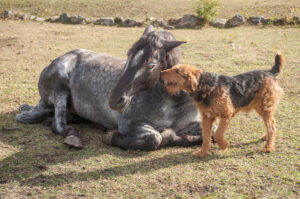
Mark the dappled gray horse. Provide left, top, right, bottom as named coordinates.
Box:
left=16, top=25, right=203, bottom=150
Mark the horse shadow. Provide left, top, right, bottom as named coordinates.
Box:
left=0, top=112, right=264, bottom=187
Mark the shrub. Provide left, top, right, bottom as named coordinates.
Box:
left=196, top=0, right=220, bottom=24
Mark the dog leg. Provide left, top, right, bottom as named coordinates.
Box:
left=260, top=134, right=268, bottom=141
left=213, top=117, right=231, bottom=152
left=261, top=115, right=276, bottom=152
left=193, top=116, right=215, bottom=158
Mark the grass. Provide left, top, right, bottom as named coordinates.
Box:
left=0, top=0, right=300, bottom=20
left=0, top=20, right=300, bottom=198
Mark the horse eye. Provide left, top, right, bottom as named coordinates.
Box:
left=147, top=63, right=156, bottom=69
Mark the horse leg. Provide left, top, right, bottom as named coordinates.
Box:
left=159, top=128, right=202, bottom=147
left=16, top=100, right=53, bottom=124
left=51, top=90, right=69, bottom=136
left=102, top=123, right=162, bottom=151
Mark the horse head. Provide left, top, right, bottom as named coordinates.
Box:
left=109, top=25, right=185, bottom=112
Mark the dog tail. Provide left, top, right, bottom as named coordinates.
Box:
left=270, top=52, right=284, bottom=76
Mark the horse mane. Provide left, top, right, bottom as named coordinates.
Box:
left=127, top=31, right=180, bottom=70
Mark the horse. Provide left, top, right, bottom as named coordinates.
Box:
left=16, top=25, right=203, bottom=150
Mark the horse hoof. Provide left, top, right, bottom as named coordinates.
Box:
left=64, top=135, right=83, bottom=149
left=102, top=130, right=118, bottom=145
left=63, top=126, right=83, bottom=149
left=19, top=104, right=33, bottom=112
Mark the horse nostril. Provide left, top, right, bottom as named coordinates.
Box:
left=119, top=96, right=125, bottom=104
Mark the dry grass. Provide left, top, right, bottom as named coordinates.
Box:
left=0, top=20, right=299, bottom=198
left=0, top=0, right=300, bottom=20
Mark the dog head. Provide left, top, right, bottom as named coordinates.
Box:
left=160, top=65, right=202, bottom=95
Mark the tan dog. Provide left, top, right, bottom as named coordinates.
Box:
left=160, top=53, right=284, bottom=158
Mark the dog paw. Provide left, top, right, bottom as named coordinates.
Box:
left=261, top=147, right=273, bottom=153
left=218, top=140, right=229, bottom=151
left=192, top=150, right=207, bottom=158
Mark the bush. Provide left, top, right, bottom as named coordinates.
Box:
left=196, top=0, right=220, bottom=24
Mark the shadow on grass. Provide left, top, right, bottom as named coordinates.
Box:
left=0, top=112, right=147, bottom=185
left=0, top=112, right=264, bottom=187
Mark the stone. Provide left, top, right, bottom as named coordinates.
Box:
left=86, top=18, right=97, bottom=24
left=3, top=10, right=13, bottom=18
left=248, top=16, right=264, bottom=25
left=30, top=15, right=36, bottom=20
left=114, top=16, right=124, bottom=24
left=273, top=17, right=287, bottom=26
left=121, top=18, right=137, bottom=27
left=146, top=17, right=155, bottom=22
left=226, top=15, right=245, bottom=28
left=168, top=18, right=177, bottom=26
left=19, top=14, right=30, bottom=20
left=175, top=14, right=201, bottom=28
left=70, top=15, right=86, bottom=24
left=293, top=16, right=299, bottom=21
left=153, top=18, right=175, bottom=30
left=59, top=12, right=70, bottom=23
left=261, top=18, right=271, bottom=25
left=49, top=16, right=60, bottom=23
left=99, top=17, right=115, bottom=26
left=36, top=17, right=45, bottom=22
left=210, top=18, right=227, bottom=28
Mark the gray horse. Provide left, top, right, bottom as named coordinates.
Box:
left=16, top=25, right=203, bottom=150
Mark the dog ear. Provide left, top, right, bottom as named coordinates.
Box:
left=188, top=74, right=198, bottom=91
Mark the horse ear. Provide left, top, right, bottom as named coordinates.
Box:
left=164, top=41, right=186, bottom=52
left=143, top=25, right=154, bottom=35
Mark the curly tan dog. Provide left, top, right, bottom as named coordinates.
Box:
left=160, top=53, right=284, bottom=158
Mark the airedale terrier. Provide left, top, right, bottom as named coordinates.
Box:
left=160, top=53, right=284, bottom=158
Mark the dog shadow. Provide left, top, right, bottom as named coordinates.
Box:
left=0, top=112, right=266, bottom=187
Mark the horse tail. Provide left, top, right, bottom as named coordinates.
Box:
left=16, top=100, right=53, bottom=124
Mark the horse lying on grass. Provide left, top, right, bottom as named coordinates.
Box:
left=16, top=25, right=204, bottom=150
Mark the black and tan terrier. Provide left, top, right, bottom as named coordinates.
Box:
left=160, top=53, right=284, bottom=158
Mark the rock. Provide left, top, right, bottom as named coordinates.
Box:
left=99, top=17, right=115, bottom=26
left=30, top=15, right=36, bottom=20
left=293, top=16, right=299, bottom=21
left=226, top=15, right=245, bottom=28
left=210, top=18, right=227, bottom=28
left=86, top=18, right=97, bottom=24
left=136, top=21, right=144, bottom=27
left=59, top=12, right=70, bottom=23
left=121, top=18, right=137, bottom=27
left=248, top=16, right=263, bottom=25
left=19, top=14, right=30, bottom=20
left=261, top=18, right=271, bottom=25
left=114, top=16, right=124, bottom=24
left=164, top=25, right=175, bottom=30
left=168, top=18, right=177, bottom=26
left=3, top=10, right=13, bottom=18
left=273, top=17, right=287, bottom=26
left=36, top=17, right=45, bottom=22
left=146, top=17, right=155, bottom=22
left=175, top=14, right=201, bottom=28
left=152, top=18, right=175, bottom=30
left=49, top=16, right=60, bottom=23
left=70, top=15, right=86, bottom=24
